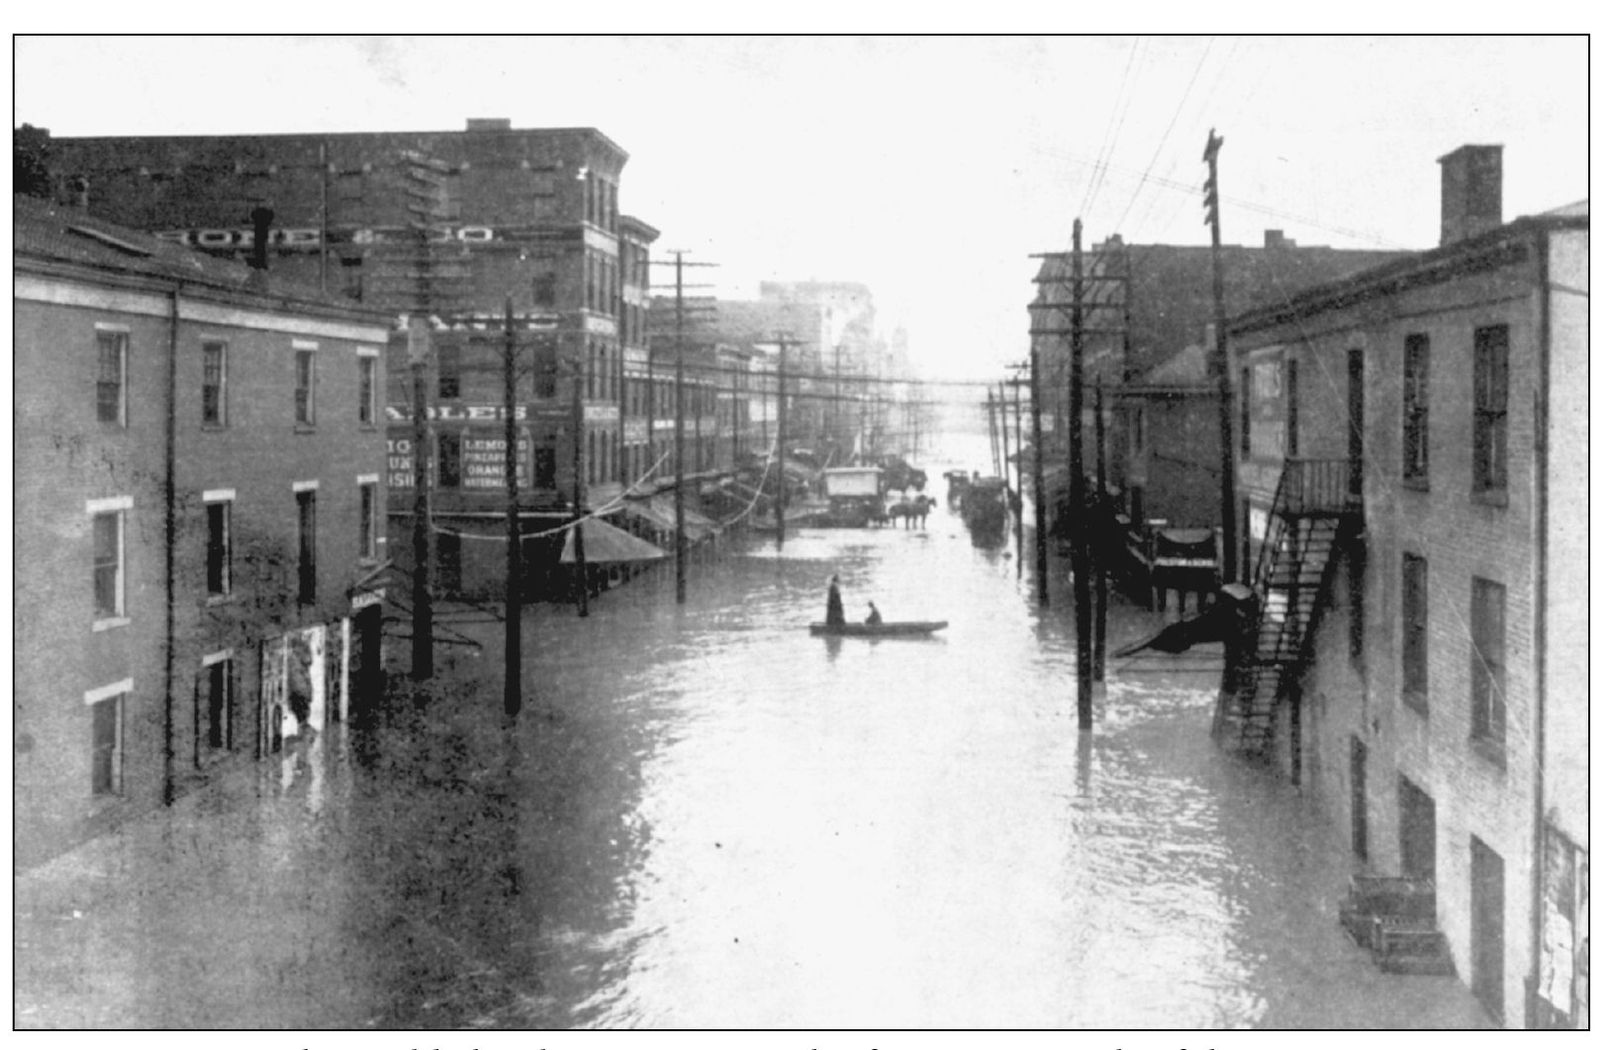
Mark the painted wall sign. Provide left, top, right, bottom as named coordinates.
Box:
left=153, top=225, right=500, bottom=251
left=459, top=433, right=534, bottom=489
left=386, top=437, right=417, bottom=489
left=386, top=404, right=530, bottom=423
left=350, top=588, right=386, bottom=612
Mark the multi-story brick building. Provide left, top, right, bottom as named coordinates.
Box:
left=44, top=119, right=673, bottom=598
left=1224, top=147, right=1587, bottom=1027
left=13, top=196, right=393, bottom=865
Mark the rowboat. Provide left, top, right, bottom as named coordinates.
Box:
left=808, top=621, right=948, bottom=637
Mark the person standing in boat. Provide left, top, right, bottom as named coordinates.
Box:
left=826, top=575, right=846, bottom=626
left=864, top=601, right=882, bottom=625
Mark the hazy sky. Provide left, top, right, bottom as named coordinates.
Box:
left=13, top=35, right=1590, bottom=379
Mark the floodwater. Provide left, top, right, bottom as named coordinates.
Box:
left=14, top=432, right=1493, bottom=1030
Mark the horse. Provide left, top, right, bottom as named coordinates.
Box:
left=886, top=495, right=935, bottom=530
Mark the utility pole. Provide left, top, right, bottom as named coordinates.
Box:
left=1069, top=219, right=1094, bottom=730
left=998, top=381, right=1012, bottom=483
left=1029, top=344, right=1049, bottom=606
left=572, top=331, right=589, bottom=618
left=410, top=322, right=434, bottom=680
left=774, top=333, right=793, bottom=550
left=985, top=388, right=999, bottom=478
left=674, top=252, right=687, bottom=603
left=1012, top=369, right=1024, bottom=576
left=503, top=297, right=522, bottom=716
left=1205, top=128, right=1238, bottom=585
left=1094, top=379, right=1109, bottom=683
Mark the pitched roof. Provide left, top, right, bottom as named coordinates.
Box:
left=13, top=194, right=388, bottom=320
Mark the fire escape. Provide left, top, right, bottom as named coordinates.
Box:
left=1213, top=458, right=1362, bottom=758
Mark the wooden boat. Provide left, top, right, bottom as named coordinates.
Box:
left=808, top=620, right=948, bottom=637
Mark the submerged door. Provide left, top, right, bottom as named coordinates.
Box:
left=1350, top=736, right=1368, bottom=861
left=1471, top=835, right=1507, bottom=1023
left=1398, top=776, right=1437, bottom=881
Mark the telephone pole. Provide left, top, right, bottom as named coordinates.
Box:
left=1205, top=128, right=1238, bottom=585
left=1069, top=219, right=1094, bottom=730
left=1029, top=344, right=1049, bottom=606
left=572, top=330, right=589, bottom=619
left=1094, top=379, right=1109, bottom=684
left=771, top=334, right=803, bottom=550
left=502, top=297, right=522, bottom=716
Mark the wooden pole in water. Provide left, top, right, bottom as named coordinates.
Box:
left=1069, top=219, right=1093, bottom=729
left=503, top=297, right=523, bottom=716
left=1094, top=379, right=1109, bottom=683
left=1012, top=370, right=1024, bottom=577
left=1029, top=345, right=1049, bottom=606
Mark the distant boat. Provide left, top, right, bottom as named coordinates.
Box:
left=809, top=621, right=948, bottom=637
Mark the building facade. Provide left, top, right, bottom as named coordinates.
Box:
left=44, top=120, right=666, bottom=598
left=14, top=196, right=393, bottom=865
left=1227, top=147, right=1588, bottom=1027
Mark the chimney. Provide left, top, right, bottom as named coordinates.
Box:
left=466, top=118, right=512, bottom=132
left=1438, top=144, right=1504, bottom=246
left=1263, top=229, right=1295, bottom=249
left=249, top=206, right=275, bottom=271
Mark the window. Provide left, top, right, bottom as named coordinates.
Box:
left=1285, top=358, right=1300, bottom=457
left=358, top=479, right=378, bottom=561
left=203, top=655, right=233, bottom=751
left=438, top=432, right=462, bottom=488
left=1471, top=577, right=1507, bottom=749
left=1239, top=367, right=1251, bottom=458
left=533, top=264, right=557, bottom=309
left=88, top=683, right=127, bottom=796
left=1401, top=553, right=1428, bottom=710
left=90, top=500, right=129, bottom=623
left=358, top=353, right=377, bottom=425
left=1473, top=324, right=1508, bottom=492
left=205, top=496, right=232, bottom=598
left=534, top=343, right=558, bottom=399
left=202, top=341, right=227, bottom=426
left=296, top=488, right=317, bottom=605
left=438, top=343, right=461, bottom=400
left=294, top=347, right=316, bottom=425
left=341, top=257, right=364, bottom=301
left=1402, top=334, right=1429, bottom=484
left=97, top=329, right=128, bottom=424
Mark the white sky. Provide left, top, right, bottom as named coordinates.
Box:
left=12, top=35, right=1591, bottom=380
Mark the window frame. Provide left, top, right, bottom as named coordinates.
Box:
left=295, top=482, right=318, bottom=606
left=358, top=475, right=379, bottom=563
left=202, top=339, right=228, bottom=427
left=437, top=342, right=461, bottom=400
left=89, top=496, right=132, bottom=628
left=294, top=343, right=318, bottom=427
left=201, top=651, right=234, bottom=753
left=1472, top=324, right=1509, bottom=494
left=1402, top=333, right=1430, bottom=486
left=357, top=348, right=378, bottom=426
left=1285, top=357, right=1300, bottom=458
left=96, top=326, right=129, bottom=426
left=1401, top=552, right=1428, bottom=711
left=86, top=679, right=130, bottom=797
left=203, top=489, right=234, bottom=600
left=1470, top=575, right=1508, bottom=756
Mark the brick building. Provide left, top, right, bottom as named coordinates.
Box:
left=44, top=120, right=672, bottom=598
left=13, top=196, right=393, bottom=865
left=1225, top=147, right=1588, bottom=1026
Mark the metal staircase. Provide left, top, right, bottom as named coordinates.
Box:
left=1215, top=459, right=1361, bottom=758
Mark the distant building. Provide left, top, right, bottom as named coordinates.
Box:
left=1225, top=145, right=1587, bottom=1027
left=13, top=196, right=393, bottom=865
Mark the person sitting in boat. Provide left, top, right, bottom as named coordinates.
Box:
left=826, top=575, right=845, bottom=626
left=864, top=601, right=883, bottom=625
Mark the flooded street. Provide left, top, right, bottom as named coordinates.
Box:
left=15, top=436, right=1492, bottom=1030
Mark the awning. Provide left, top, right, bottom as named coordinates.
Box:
left=560, top=517, right=669, bottom=564
left=619, top=494, right=718, bottom=541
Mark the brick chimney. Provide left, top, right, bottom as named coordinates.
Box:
left=1438, top=144, right=1503, bottom=246
left=1263, top=229, right=1296, bottom=249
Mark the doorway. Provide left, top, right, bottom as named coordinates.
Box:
left=1470, top=835, right=1507, bottom=1023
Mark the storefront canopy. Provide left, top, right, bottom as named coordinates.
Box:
left=559, top=517, right=669, bottom=564
left=619, top=494, right=718, bottom=541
